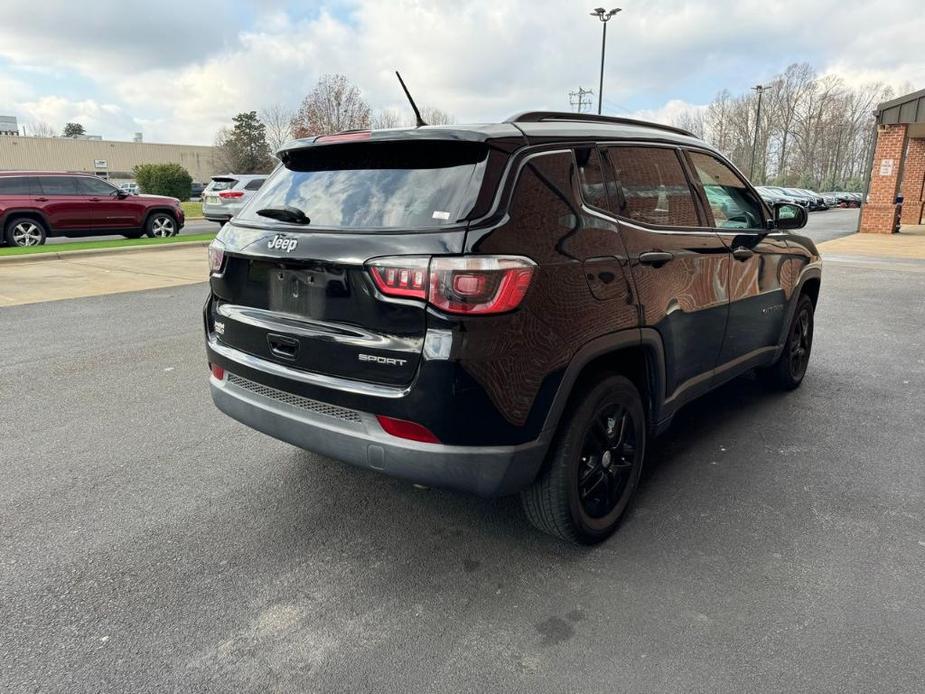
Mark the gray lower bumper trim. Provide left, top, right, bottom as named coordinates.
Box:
left=210, top=374, right=548, bottom=497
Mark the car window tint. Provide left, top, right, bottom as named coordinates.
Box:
left=574, top=147, right=613, bottom=212
left=0, top=177, right=33, bottom=195
left=38, top=176, right=79, bottom=195
left=603, top=146, right=699, bottom=227
left=77, top=177, right=117, bottom=195
left=244, top=178, right=265, bottom=191
left=688, top=152, right=764, bottom=229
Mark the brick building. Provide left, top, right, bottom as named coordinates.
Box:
left=859, top=88, right=925, bottom=233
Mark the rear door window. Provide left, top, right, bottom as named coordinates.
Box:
left=237, top=140, right=488, bottom=230
left=244, top=178, right=265, bottom=191
left=77, top=177, right=118, bottom=196
left=38, top=176, right=79, bottom=195
left=602, top=146, right=700, bottom=227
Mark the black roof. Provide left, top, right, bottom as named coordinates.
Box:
left=277, top=111, right=710, bottom=156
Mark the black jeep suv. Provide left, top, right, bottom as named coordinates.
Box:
left=204, top=112, right=820, bottom=544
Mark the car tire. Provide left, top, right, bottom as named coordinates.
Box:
left=759, top=294, right=814, bottom=391
left=5, top=217, right=47, bottom=247
left=521, top=374, right=646, bottom=545
left=145, top=212, right=177, bottom=238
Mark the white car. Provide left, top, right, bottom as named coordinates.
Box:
left=201, top=174, right=266, bottom=224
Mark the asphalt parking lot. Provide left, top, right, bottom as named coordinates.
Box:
left=2, top=212, right=923, bottom=692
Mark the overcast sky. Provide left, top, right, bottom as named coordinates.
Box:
left=1, top=0, right=921, bottom=145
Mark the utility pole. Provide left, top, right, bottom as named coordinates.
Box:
left=750, top=84, right=772, bottom=181
left=569, top=87, right=594, bottom=114
left=590, top=8, right=621, bottom=115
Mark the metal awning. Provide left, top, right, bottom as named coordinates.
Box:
left=876, top=88, right=925, bottom=125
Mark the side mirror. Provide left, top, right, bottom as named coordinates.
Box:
left=774, top=202, right=807, bottom=230
left=115, top=190, right=129, bottom=199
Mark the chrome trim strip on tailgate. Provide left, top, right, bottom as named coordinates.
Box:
left=208, top=335, right=410, bottom=399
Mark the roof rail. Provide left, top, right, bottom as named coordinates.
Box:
left=504, top=111, right=696, bottom=138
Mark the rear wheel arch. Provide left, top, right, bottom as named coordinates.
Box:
left=3, top=209, right=52, bottom=234
left=543, top=330, right=666, bottom=439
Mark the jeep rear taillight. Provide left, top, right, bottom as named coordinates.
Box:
left=218, top=190, right=245, bottom=199
left=367, top=257, right=430, bottom=300
left=366, top=256, right=536, bottom=315
left=429, top=257, right=535, bottom=314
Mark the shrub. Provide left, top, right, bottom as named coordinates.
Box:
left=133, top=163, right=193, bottom=200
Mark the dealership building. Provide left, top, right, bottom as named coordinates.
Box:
left=0, top=118, right=220, bottom=184
left=860, top=88, right=925, bottom=232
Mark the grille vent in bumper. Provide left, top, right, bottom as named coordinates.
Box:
left=226, top=372, right=362, bottom=423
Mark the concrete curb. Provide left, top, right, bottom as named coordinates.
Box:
left=0, top=240, right=211, bottom=265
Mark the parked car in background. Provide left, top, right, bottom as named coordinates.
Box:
left=756, top=186, right=799, bottom=206
left=821, top=191, right=858, bottom=207
left=792, top=188, right=827, bottom=210
left=0, top=171, right=185, bottom=246
left=118, top=182, right=140, bottom=195
left=821, top=192, right=838, bottom=207
left=190, top=182, right=206, bottom=200
left=204, top=112, right=821, bottom=544
left=202, top=174, right=267, bottom=223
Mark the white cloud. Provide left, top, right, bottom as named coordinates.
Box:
left=0, top=0, right=922, bottom=144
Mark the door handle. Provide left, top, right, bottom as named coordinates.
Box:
left=89, top=197, right=101, bottom=201
left=638, top=251, right=674, bottom=267
left=732, top=247, right=754, bottom=261
left=35, top=197, right=48, bottom=202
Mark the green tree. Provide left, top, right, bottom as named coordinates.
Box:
left=63, top=122, right=85, bottom=137
left=215, top=111, right=273, bottom=173
left=133, top=163, right=193, bottom=200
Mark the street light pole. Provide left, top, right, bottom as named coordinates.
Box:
left=750, top=84, right=772, bottom=181
left=591, top=8, right=621, bottom=115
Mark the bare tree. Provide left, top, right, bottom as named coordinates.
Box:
left=260, top=104, right=295, bottom=154
left=291, top=74, right=371, bottom=138
left=695, top=63, right=893, bottom=190
left=28, top=121, right=56, bottom=138
left=371, top=109, right=404, bottom=130
left=419, top=106, right=455, bottom=126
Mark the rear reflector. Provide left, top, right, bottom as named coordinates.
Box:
left=218, top=190, right=245, bottom=199
left=376, top=415, right=440, bottom=444
left=366, top=255, right=535, bottom=315
left=210, top=364, right=226, bottom=380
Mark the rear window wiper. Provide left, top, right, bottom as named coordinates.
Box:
left=256, top=206, right=310, bottom=225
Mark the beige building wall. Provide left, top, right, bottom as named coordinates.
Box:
left=0, top=135, right=220, bottom=182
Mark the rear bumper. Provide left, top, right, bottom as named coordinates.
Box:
left=209, top=368, right=549, bottom=497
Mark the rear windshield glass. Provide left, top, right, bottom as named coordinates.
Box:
left=236, top=140, right=488, bottom=230
left=207, top=178, right=237, bottom=192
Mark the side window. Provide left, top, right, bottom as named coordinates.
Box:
left=603, top=146, right=700, bottom=227
left=688, top=151, right=765, bottom=229
left=244, top=178, right=265, bottom=191
left=0, top=177, right=32, bottom=195
left=77, top=177, right=117, bottom=196
left=38, top=176, right=79, bottom=195
left=574, top=147, right=613, bottom=213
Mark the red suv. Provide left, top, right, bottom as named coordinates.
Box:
left=0, top=171, right=185, bottom=247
